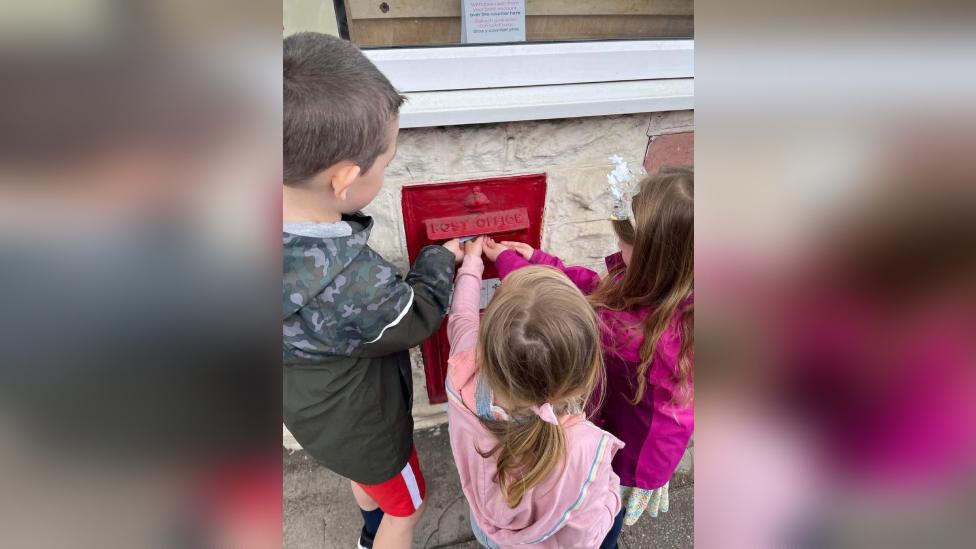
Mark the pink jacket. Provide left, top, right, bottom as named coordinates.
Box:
left=446, top=254, right=624, bottom=548
left=496, top=249, right=694, bottom=490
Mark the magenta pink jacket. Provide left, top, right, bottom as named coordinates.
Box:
left=446, top=254, right=623, bottom=548
left=495, top=249, right=694, bottom=490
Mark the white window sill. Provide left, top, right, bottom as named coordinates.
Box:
left=365, top=39, right=694, bottom=128
left=397, top=78, right=693, bottom=128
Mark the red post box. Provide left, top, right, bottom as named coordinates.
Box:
left=402, top=173, right=547, bottom=403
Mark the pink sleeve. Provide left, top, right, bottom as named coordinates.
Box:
left=554, top=458, right=622, bottom=548
left=493, top=249, right=531, bottom=279
left=497, top=249, right=603, bottom=295
left=447, top=254, right=483, bottom=355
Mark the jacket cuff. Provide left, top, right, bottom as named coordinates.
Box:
left=495, top=249, right=528, bottom=279
left=420, top=244, right=456, bottom=263
left=530, top=249, right=560, bottom=266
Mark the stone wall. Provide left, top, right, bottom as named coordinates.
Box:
left=379, top=110, right=693, bottom=426
left=283, top=109, right=694, bottom=448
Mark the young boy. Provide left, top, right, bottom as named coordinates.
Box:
left=282, top=33, right=462, bottom=549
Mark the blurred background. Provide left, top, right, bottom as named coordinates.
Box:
left=0, top=1, right=281, bottom=548
left=1, top=1, right=974, bottom=548
left=696, top=0, right=976, bottom=547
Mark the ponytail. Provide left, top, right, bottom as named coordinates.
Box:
left=474, top=266, right=602, bottom=508
left=478, top=413, right=566, bottom=508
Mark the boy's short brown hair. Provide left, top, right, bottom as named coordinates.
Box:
left=283, top=32, right=404, bottom=185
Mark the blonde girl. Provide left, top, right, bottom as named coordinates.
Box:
left=446, top=236, right=624, bottom=548
left=484, top=166, right=694, bottom=547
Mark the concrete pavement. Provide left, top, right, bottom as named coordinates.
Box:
left=284, top=425, right=693, bottom=548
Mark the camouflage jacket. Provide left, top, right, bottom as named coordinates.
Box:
left=282, top=213, right=455, bottom=483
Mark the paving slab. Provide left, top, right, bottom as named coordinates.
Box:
left=284, top=425, right=692, bottom=548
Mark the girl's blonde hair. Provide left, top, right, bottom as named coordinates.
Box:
left=477, top=266, right=603, bottom=508
left=589, top=166, right=694, bottom=405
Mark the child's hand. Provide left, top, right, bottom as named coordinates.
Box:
left=483, top=237, right=508, bottom=262
left=463, top=236, right=484, bottom=258
left=442, top=239, right=463, bottom=264
left=500, top=241, right=534, bottom=261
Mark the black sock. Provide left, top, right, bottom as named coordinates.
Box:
left=359, top=507, right=384, bottom=547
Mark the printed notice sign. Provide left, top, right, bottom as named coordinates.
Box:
left=462, top=0, right=526, bottom=44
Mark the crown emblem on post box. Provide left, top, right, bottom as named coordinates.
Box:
left=464, top=186, right=491, bottom=212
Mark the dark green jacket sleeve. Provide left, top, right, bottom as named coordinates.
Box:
left=352, top=245, right=456, bottom=358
